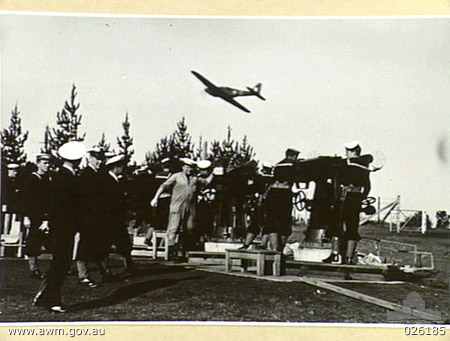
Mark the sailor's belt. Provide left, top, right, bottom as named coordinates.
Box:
left=271, top=182, right=291, bottom=189
left=340, top=185, right=364, bottom=193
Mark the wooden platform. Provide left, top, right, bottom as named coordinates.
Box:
left=186, top=250, right=433, bottom=281
left=187, top=251, right=226, bottom=264
left=286, top=259, right=390, bottom=280
left=191, top=264, right=405, bottom=285
left=225, top=249, right=281, bottom=276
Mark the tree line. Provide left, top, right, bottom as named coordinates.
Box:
left=1, top=84, right=255, bottom=174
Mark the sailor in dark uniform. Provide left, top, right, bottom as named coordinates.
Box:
left=323, top=141, right=372, bottom=264
left=33, top=141, right=87, bottom=313
left=152, top=158, right=172, bottom=230
left=130, top=164, right=155, bottom=239
left=75, top=148, right=112, bottom=287
left=239, top=161, right=274, bottom=249
left=264, top=148, right=300, bottom=251
left=194, top=160, right=215, bottom=246
left=1, top=163, right=22, bottom=214
left=23, top=154, right=52, bottom=279
left=100, top=155, right=137, bottom=274
left=143, top=158, right=172, bottom=245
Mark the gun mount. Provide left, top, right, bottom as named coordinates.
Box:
left=274, top=155, right=374, bottom=243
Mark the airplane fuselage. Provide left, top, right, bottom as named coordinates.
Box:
left=206, top=87, right=250, bottom=98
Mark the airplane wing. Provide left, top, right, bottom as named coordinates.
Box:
left=191, top=71, right=217, bottom=88
left=221, top=96, right=251, bottom=113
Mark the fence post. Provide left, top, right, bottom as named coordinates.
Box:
left=377, top=196, right=381, bottom=223
left=396, top=195, right=401, bottom=233
left=421, top=211, right=427, bottom=234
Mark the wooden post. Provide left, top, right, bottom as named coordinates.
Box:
left=273, top=253, right=281, bottom=276
left=151, top=230, right=157, bottom=259
left=377, top=196, right=381, bottom=223
left=256, top=252, right=265, bottom=276
left=421, top=211, right=427, bottom=234
left=163, top=232, right=170, bottom=261
left=396, top=195, right=401, bottom=233
left=225, top=250, right=231, bottom=272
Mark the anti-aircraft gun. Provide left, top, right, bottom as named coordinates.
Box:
left=273, top=155, right=376, bottom=243
left=207, top=160, right=260, bottom=239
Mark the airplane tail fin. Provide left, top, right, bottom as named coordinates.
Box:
left=247, top=83, right=266, bottom=101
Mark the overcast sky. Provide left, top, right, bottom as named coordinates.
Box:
left=1, top=14, right=449, bottom=215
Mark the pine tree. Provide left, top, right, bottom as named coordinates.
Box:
left=236, top=135, right=255, bottom=165
left=209, top=127, right=255, bottom=169
left=221, top=126, right=238, bottom=168
left=145, top=117, right=194, bottom=168
left=47, top=84, right=85, bottom=154
left=210, top=140, right=222, bottom=161
left=1, top=104, right=29, bottom=167
left=195, top=135, right=205, bottom=159
left=117, top=112, right=134, bottom=173
left=145, top=136, right=173, bottom=168
left=40, top=125, right=52, bottom=154
left=157, top=136, right=174, bottom=159
left=171, top=116, right=194, bottom=158
left=95, top=132, right=113, bottom=154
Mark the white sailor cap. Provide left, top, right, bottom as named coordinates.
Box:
left=105, top=154, right=125, bottom=167
left=261, top=161, right=275, bottom=169
left=58, top=141, right=87, bottom=161
left=180, top=157, right=196, bottom=167
left=161, top=157, right=170, bottom=164
left=103, top=151, right=115, bottom=159
left=197, top=160, right=212, bottom=170
left=137, top=164, right=148, bottom=171
left=344, top=140, right=361, bottom=150
left=7, top=163, right=20, bottom=170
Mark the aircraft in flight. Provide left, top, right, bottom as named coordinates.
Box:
left=191, top=71, right=265, bottom=113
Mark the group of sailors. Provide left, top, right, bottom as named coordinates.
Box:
left=1, top=140, right=221, bottom=313
left=1, top=139, right=373, bottom=313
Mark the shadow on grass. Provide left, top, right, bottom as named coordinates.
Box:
left=69, top=275, right=205, bottom=311
left=111, top=263, right=192, bottom=281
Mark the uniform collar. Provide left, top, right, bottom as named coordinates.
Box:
left=108, top=170, right=120, bottom=182
left=88, top=164, right=99, bottom=172
left=32, top=172, right=42, bottom=180
left=346, top=158, right=370, bottom=171
left=63, top=164, right=76, bottom=175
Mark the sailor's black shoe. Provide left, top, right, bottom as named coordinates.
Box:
left=322, top=253, right=341, bottom=264
left=33, top=295, right=67, bottom=313
left=79, top=278, right=99, bottom=288
left=48, top=305, right=67, bottom=314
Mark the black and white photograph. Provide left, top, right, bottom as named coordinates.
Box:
left=0, top=11, right=449, bottom=329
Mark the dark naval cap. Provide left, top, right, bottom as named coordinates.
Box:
left=286, top=148, right=300, bottom=156
left=344, top=140, right=361, bottom=151
left=36, top=153, right=51, bottom=162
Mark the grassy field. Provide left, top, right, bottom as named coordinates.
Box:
left=0, top=224, right=448, bottom=323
